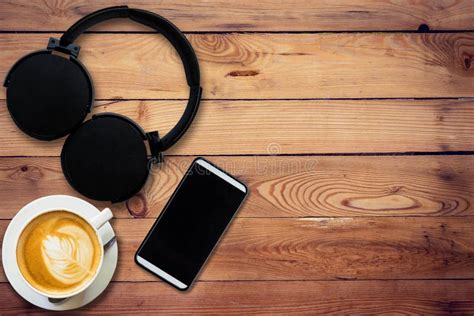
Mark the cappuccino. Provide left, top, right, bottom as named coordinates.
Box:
left=16, top=211, right=102, bottom=296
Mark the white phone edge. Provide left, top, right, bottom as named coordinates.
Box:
left=135, top=256, right=187, bottom=290
left=195, top=158, right=247, bottom=193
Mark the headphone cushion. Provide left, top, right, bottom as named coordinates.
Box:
left=61, top=114, right=150, bottom=202
left=5, top=51, right=92, bottom=140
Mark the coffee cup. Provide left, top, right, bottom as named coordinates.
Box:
left=14, top=206, right=113, bottom=300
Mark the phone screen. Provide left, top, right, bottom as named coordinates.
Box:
left=135, top=158, right=247, bottom=290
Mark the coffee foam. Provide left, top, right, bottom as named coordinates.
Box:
left=16, top=211, right=102, bottom=296
left=41, top=225, right=96, bottom=284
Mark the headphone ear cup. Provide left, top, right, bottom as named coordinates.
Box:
left=61, top=114, right=150, bottom=202
left=5, top=51, right=93, bottom=140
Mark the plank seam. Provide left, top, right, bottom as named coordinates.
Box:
left=3, top=97, right=474, bottom=101
left=2, top=215, right=474, bottom=221
left=1, top=30, right=474, bottom=34
left=2, top=279, right=474, bottom=284
left=1, top=151, right=474, bottom=158
left=99, top=97, right=474, bottom=101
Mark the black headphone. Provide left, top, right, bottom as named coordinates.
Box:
left=3, top=6, right=202, bottom=202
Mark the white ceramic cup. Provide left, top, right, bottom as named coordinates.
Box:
left=14, top=204, right=113, bottom=300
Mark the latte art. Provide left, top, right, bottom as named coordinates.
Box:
left=16, top=211, right=102, bottom=296
left=41, top=226, right=95, bottom=285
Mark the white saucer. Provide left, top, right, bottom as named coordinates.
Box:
left=2, top=195, right=118, bottom=311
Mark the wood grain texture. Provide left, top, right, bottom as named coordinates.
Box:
left=2, top=217, right=474, bottom=282
left=0, top=155, right=472, bottom=219
left=2, top=33, right=474, bottom=99
left=1, top=0, right=474, bottom=32
left=92, top=217, right=474, bottom=282
left=1, top=280, right=474, bottom=314
left=0, top=1, right=473, bottom=314
left=0, top=99, right=473, bottom=156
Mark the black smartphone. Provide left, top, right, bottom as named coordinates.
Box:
left=135, top=157, right=248, bottom=290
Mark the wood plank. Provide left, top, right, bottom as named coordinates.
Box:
left=2, top=217, right=474, bottom=282
left=0, top=99, right=473, bottom=156
left=1, top=1, right=474, bottom=32
left=2, top=33, right=474, bottom=99
left=1, top=280, right=474, bottom=314
left=0, top=156, right=472, bottom=219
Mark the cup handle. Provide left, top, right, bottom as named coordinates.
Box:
left=90, top=208, right=113, bottom=230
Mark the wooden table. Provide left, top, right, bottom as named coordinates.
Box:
left=1, top=1, right=474, bottom=314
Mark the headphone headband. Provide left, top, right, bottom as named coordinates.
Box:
left=60, top=5, right=201, bottom=151
left=4, top=6, right=202, bottom=201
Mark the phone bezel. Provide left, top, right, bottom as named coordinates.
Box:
left=134, top=157, right=248, bottom=291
